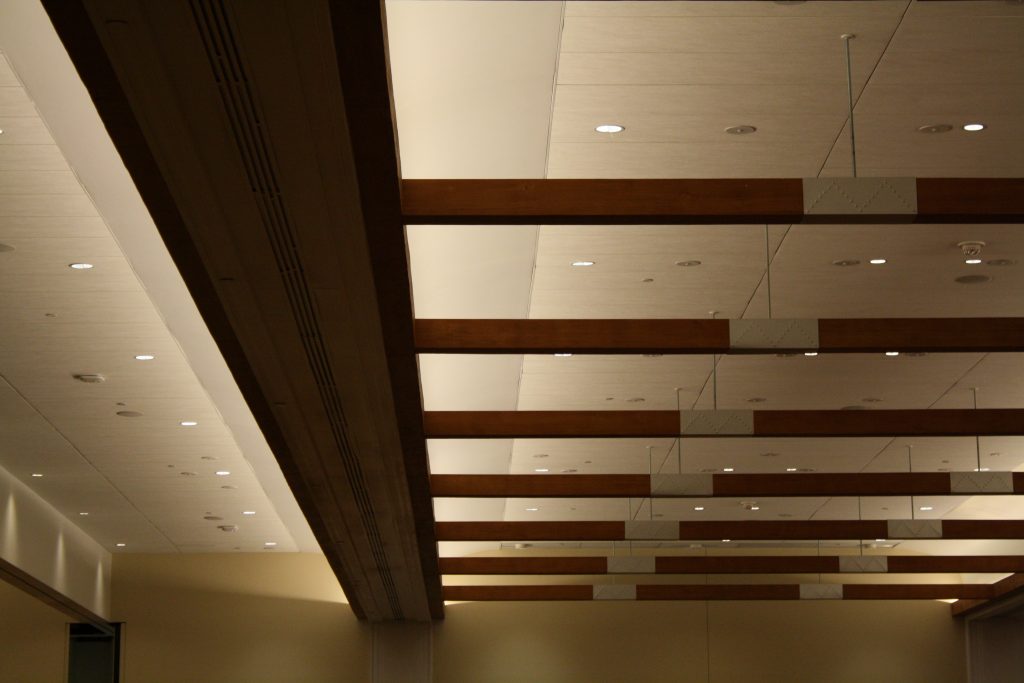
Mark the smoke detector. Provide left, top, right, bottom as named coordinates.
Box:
left=73, top=373, right=106, bottom=384
left=957, top=241, right=986, bottom=258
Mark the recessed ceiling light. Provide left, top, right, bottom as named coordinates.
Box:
left=115, top=543, right=126, bottom=548
left=750, top=506, right=760, bottom=511
left=554, top=353, right=573, bottom=357
left=875, top=538, right=886, bottom=543
left=723, top=467, right=735, bottom=472
left=179, top=420, right=198, bottom=427
left=693, top=506, right=705, bottom=511
left=955, top=274, right=991, bottom=284
left=215, top=471, right=230, bottom=476
left=675, top=260, right=701, bottom=267
left=79, top=512, right=89, bottom=516
left=917, top=124, right=953, bottom=134
left=534, top=468, right=549, bottom=473
left=885, top=351, right=900, bottom=357
left=919, top=506, right=934, bottom=511
left=595, top=124, right=624, bottom=133
left=31, top=473, right=43, bottom=478
left=831, top=259, right=860, bottom=267
left=963, top=123, right=986, bottom=132
left=571, top=261, right=595, bottom=267
left=533, top=453, right=549, bottom=459
left=203, top=515, right=223, bottom=521
left=641, top=277, right=655, bottom=283
left=134, top=354, right=155, bottom=361
left=786, top=467, right=797, bottom=472
left=264, top=541, right=277, bottom=547
left=626, top=397, right=645, bottom=403
left=243, top=511, right=256, bottom=515
left=725, top=125, right=757, bottom=135
left=116, top=410, right=143, bottom=418
left=561, top=468, right=578, bottom=473
left=760, top=452, right=780, bottom=458
left=68, top=262, right=94, bottom=270
left=974, top=467, right=991, bottom=472
left=525, top=507, right=539, bottom=512
left=964, top=258, right=982, bottom=265
left=179, top=471, right=197, bottom=477
left=221, top=484, right=237, bottom=490
left=804, top=352, right=818, bottom=357
left=869, top=258, right=887, bottom=265
left=722, top=539, right=731, bottom=543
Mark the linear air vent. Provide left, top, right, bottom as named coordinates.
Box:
left=189, top=0, right=403, bottom=618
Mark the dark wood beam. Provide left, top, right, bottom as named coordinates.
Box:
left=443, top=583, right=994, bottom=602
left=414, top=318, right=1024, bottom=355
left=326, top=0, right=444, bottom=620
left=952, top=573, right=1024, bottom=617
left=403, top=179, right=804, bottom=225
left=401, top=178, right=1024, bottom=225
left=430, top=472, right=1024, bottom=498
left=424, top=409, right=1024, bottom=439
left=440, top=555, right=1024, bottom=576
left=435, top=520, right=1024, bottom=542
left=45, top=0, right=442, bottom=620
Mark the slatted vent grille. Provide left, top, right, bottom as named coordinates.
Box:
left=189, top=0, right=403, bottom=618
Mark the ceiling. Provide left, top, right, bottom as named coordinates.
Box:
left=390, top=0, right=1024, bottom=589
left=0, top=15, right=314, bottom=555
left=0, top=0, right=1019, bottom=613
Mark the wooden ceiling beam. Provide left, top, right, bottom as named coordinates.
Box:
left=45, top=0, right=443, bottom=620
left=424, top=409, right=1024, bottom=439
left=401, top=178, right=1024, bottom=225
left=414, top=318, right=1024, bottom=355
left=444, top=583, right=995, bottom=602
left=951, top=573, right=1024, bottom=617
left=431, top=472, right=1024, bottom=498
left=436, top=520, right=1024, bottom=542
left=440, top=555, right=1024, bottom=576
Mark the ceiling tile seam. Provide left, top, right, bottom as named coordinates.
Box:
left=816, top=0, right=912, bottom=178
left=0, top=373, right=180, bottom=551
left=685, top=226, right=792, bottom=414
left=502, top=0, right=567, bottom=527
left=752, top=1, right=912, bottom=527
left=926, top=352, right=995, bottom=526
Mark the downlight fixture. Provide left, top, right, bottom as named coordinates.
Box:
left=595, top=124, right=624, bottom=134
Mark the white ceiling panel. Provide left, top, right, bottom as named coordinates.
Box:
left=564, top=2, right=910, bottom=19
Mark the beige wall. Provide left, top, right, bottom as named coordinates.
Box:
left=3, top=554, right=969, bottom=683
left=435, top=600, right=967, bottom=683
left=0, top=578, right=68, bottom=683
left=111, top=553, right=371, bottom=683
